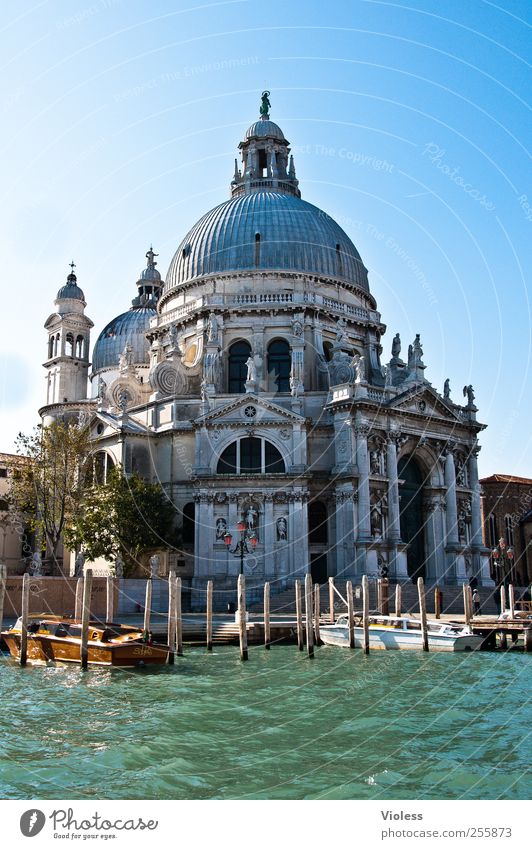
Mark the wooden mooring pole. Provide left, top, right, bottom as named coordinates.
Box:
left=524, top=627, right=532, bottom=653
left=20, top=571, right=30, bottom=666
left=167, top=570, right=176, bottom=665
left=74, top=576, right=83, bottom=620
left=314, top=583, right=321, bottom=645
left=417, top=576, right=429, bottom=652
left=106, top=576, right=115, bottom=624
left=463, top=583, right=471, bottom=627
left=263, top=581, right=270, bottom=650
left=328, top=577, right=335, bottom=623
left=80, top=569, right=93, bottom=669
left=143, top=579, right=152, bottom=633
left=295, top=579, right=303, bottom=651
left=395, top=583, right=402, bottom=618
left=237, top=573, right=248, bottom=661
left=434, top=585, right=441, bottom=619
left=304, top=573, right=314, bottom=658
left=0, top=563, right=7, bottom=637
left=206, top=580, right=213, bottom=651
left=346, top=579, right=355, bottom=649
left=508, top=584, right=515, bottom=620
left=362, top=574, right=369, bottom=655
left=500, top=585, right=506, bottom=615
left=377, top=579, right=383, bottom=614
left=175, top=576, right=183, bottom=657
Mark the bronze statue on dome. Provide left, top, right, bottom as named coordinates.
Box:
left=260, top=91, right=271, bottom=118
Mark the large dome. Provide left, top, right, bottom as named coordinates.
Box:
left=92, top=306, right=156, bottom=372
left=164, top=192, right=369, bottom=294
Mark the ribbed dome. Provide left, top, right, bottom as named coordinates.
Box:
left=245, top=119, right=285, bottom=140
left=164, top=192, right=369, bottom=292
left=57, top=272, right=85, bottom=302
left=92, top=306, right=156, bottom=372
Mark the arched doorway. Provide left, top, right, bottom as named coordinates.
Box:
left=309, top=500, right=328, bottom=583
left=398, top=455, right=426, bottom=581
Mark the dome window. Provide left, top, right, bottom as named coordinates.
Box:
left=336, top=243, right=344, bottom=277
left=255, top=232, right=261, bottom=267
left=182, top=243, right=191, bottom=259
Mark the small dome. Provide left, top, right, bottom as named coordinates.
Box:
left=245, top=119, right=285, bottom=141
left=92, top=306, right=156, bottom=372
left=56, top=269, right=85, bottom=302
left=137, top=246, right=162, bottom=284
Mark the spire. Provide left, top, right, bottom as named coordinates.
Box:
left=67, top=260, right=77, bottom=284
left=288, top=154, right=296, bottom=179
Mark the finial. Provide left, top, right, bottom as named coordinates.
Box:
left=67, top=260, right=77, bottom=282
left=146, top=245, right=158, bottom=268
left=260, top=90, right=271, bottom=119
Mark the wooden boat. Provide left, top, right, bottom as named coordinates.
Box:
left=319, top=614, right=484, bottom=652
left=1, top=615, right=170, bottom=667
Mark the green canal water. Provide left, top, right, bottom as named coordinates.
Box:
left=0, top=646, right=530, bottom=801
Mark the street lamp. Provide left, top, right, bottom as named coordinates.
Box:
left=491, top=537, right=515, bottom=588
left=224, top=520, right=258, bottom=574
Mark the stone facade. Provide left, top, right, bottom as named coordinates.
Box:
left=38, top=98, right=492, bottom=600
left=480, top=474, right=532, bottom=585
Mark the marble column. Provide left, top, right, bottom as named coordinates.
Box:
left=263, top=495, right=275, bottom=578
left=386, top=436, right=401, bottom=541
left=444, top=450, right=459, bottom=545
left=468, top=449, right=482, bottom=547
left=355, top=424, right=371, bottom=541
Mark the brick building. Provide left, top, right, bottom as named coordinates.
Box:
left=480, top=474, right=532, bottom=586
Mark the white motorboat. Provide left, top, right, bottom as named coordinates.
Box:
left=319, top=614, right=484, bottom=652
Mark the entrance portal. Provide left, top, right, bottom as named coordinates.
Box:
left=398, top=455, right=426, bottom=581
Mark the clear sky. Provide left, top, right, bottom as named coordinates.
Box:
left=0, top=0, right=530, bottom=478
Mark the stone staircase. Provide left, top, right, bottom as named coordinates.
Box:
left=248, top=579, right=505, bottom=617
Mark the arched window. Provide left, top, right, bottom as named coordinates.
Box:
left=488, top=514, right=498, bottom=549
left=48, top=336, right=54, bottom=359
left=228, top=341, right=251, bottom=393
left=76, top=335, right=84, bottom=358
left=323, top=341, right=333, bottom=362
left=267, top=339, right=291, bottom=393
left=217, top=437, right=285, bottom=475
left=54, top=333, right=60, bottom=356
left=182, top=502, right=195, bottom=546
left=309, top=501, right=328, bottom=544
left=86, top=451, right=115, bottom=486
left=65, top=333, right=74, bottom=357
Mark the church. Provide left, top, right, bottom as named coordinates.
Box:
left=39, top=93, right=492, bottom=602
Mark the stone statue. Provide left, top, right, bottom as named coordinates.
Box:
left=370, top=450, right=381, bottom=475
left=200, top=379, right=208, bottom=403
left=168, top=324, right=180, bottom=352
left=97, top=375, right=107, bottom=403
left=207, top=312, right=219, bottom=344
left=407, top=344, right=414, bottom=370
left=118, top=389, right=129, bottom=412
left=215, top=517, right=227, bottom=540
left=276, top=516, right=288, bottom=540
left=246, top=356, right=257, bottom=383
left=260, top=90, right=271, bottom=117
left=353, top=354, right=366, bottom=383
left=413, top=333, right=423, bottom=360
left=149, top=554, right=160, bottom=578
left=30, top=551, right=43, bottom=576
left=119, top=344, right=133, bottom=373
left=114, top=554, right=124, bottom=578
left=74, top=550, right=85, bottom=577
left=443, top=378, right=451, bottom=400
left=245, top=505, right=258, bottom=530
left=335, top=316, right=347, bottom=345
left=391, top=333, right=401, bottom=358
left=463, top=384, right=475, bottom=406
left=383, top=365, right=393, bottom=387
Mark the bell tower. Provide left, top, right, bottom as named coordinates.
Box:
left=43, top=263, right=94, bottom=412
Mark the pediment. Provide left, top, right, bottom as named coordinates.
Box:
left=389, top=385, right=463, bottom=422
left=88, top=410, right=149, bottom=439
left=197, top=394, right=305, bottom=427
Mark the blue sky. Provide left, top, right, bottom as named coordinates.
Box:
left=0, top=0, right=530, bottom=477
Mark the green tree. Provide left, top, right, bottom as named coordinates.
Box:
left=64, top=467, right=178, bottom=575
left=9, top=419, right=92, bottom=572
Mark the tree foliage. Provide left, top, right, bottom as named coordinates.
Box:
left=64, top=467, right=178, bottom=575
left=9, top=419, right=92, bottom=568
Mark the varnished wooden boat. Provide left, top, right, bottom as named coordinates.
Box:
left=1, top=615, right=170, bottom=667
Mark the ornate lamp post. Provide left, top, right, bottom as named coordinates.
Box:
left=491, top=537, right=515, bottom=588
left=224, top=521, right=258, bottom=574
